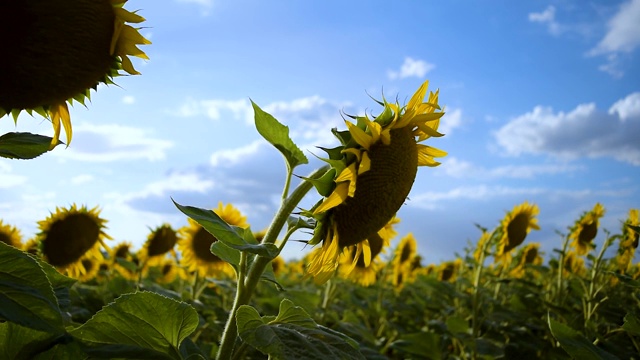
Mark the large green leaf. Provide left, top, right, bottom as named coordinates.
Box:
left=70, top=292, right=199, bottom=360
left=251, top=100, right=308, bottom=170
left=548, top=315, right=618, bottom=360
left=0, top=322, right=77, bottom=360
left=0, top=242, right=65, bottom=334
left=173, top=200, right=279, bottom=258
left=391, top=332, right=442, bottom=360
left=237, top=299, right=364, bottom=360
left=0, top=132, right=61, bottom=159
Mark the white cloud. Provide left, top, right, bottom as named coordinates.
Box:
left=410, top=185, right=546, bottom=209
left=51, top=123, right=174, bottom=162
left=388, top=57, right=435, bottom=80
left=70, top=174, right=94, bottom=185
left=210, top=140, right=265, bottom=167
left=609, top=92, right=640, bottom=121
left=122, top=96, right=136, bottom=105
left=528, top=6, right=561, bottom=35
left=494, top=93, right=640, bottom=165
left=0, top=161, right=28, bottom=188
left=439, top=108, right=462, bottom=135
left=441, top=157, right=583, bottom=179
left=175, top=98, right=253, bottom=124
left=137, top=172, right=215, bottom=197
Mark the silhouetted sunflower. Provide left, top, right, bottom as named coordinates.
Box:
left=110, top=241, right=139, bottom=280
left=0, top=0, right=150, bottom=147
left=509, top=243, right=543, bottom=278
left=569, top=203, right=605, bottom=256
left=392, top=233, right=418, bottom=289
left=306, top=81, right=446, bottom=283
left=178, top=202, right=248, bottom=278
left=438, top=259, right=463, bottom=282
left=37, top=205, right=111, bottom=279
left=0, top=220, right=22, bottom=249
left=494, top=202, right=540, bottom=264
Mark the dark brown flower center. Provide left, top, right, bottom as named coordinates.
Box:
left=115, top=245, right=130, bottom=259
left=0, top=0, right=115, bottom=110
left=504, top=213, right=530, bottom=252
left=0, top=232, right=12, bottom=246
left=334, top=126, right=418, bottom=248
left=43, top=213, right=100, bottom=267
left=192, top=227, right=222, bottom=263
left=578, top=221, right=598, bottom=245
left=524, top=247, right=538, bottom=264
left=147, top=226, right=178, bottom=257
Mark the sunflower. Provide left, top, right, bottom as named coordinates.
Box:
left=36, top=205, right=111, bottom=279
left=22, top=238, right=40, bottom=256
left=563, top=251, right=586, bottom=277
left=178, top=202, right=248, bottom=278
left=271, top=256, right=286, bottom=276
left=305, top=81, right=446, bottom=283
left=138, top=224, right=179, bottom=267
left=438, top=259, right=463, bottom=282
left=391, top=233, right=418, bottom=289
left=0, top=220, right=23, bottom=249
left=569, top=203, right=605, bottom=256
left=494, top=202, right=540, bottom=265
left=339, top=232, right=386, bottom=287
left=617, top=209, right=639, bottom=273
left=110, top=241, right=139, bottom=280
left=509, top=243, right=543, bottom=278
left=77, top=256, right=101, bottom=282
left=154, top=258, right=181, bottom=284
left=0, top=0, right=151, bottom=148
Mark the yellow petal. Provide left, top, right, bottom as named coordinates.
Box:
left=361, top=240, right=371, bottom=267
left=417, top=144, right=447, bottom=158
left=346, top=121, right=373, bottom=150
left=335, top=164, right=357, bottom=197
left=49, top=102, right=71, bottom=149
left=407, top=80, right=429, bottom=111
left=358, top=151, right=371, bottom=174
left=313, top=182, right=349, bottom=214
left=114, top=7, right=147, bottom=23
left=119, top=55, right=140, bottom=75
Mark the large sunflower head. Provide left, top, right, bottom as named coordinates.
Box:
left=0, top=220, right=23, bottom=249
left=178, top=202, right=248, bottom=278
left=569, top=203, right=605, bottom=256
left=36, top=204, right=111, bottom=278
left=138, top=223, right=179, bottom=267
left=0, top=0, right=151, bottom=148
left=494, top=202, right=540, bottom=264
left=305, top=81, right=446, bottom=283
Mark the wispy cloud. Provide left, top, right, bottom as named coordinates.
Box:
left=388, top=57, right=435, bottom=80
left=70, top=174, right=95, bottom=185
left=122, top=96, right=136, bottom=105
left=588, top=0, right=640, bottom=77
left=441, top=157, right=584, bottom=179
left=0, top=161, right=28, bottom=189
left=494, top=92, right=640, bottom=165
left=51, top=123, right=174, bottom=162
left=528, top=6, right=561, bottom=35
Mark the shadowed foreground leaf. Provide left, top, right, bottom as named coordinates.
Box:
left=237, top=299, right=365, bottom=360
left=70, top=291, right=198, bottom=360
left=548, top=315, right=618, bottom=360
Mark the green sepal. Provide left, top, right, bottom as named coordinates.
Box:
left=375, top=102, right=395, bottom=127
left=317, top=146, right=344, bottom=161
left=300, top=168, right=336, bottom=197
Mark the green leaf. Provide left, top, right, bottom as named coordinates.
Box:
left=446, top=315, right=470, bottom=335
left=173, top=200, right=279, bottom=259
left=237, top=300, right=364, bottom=360
left=70, top=291, right=199, bottom=360
left=391, top=332, right=441, bottom=360
left=548, top=315, right=619, bottom=360
left=252, top=100, right=308, bottom=170
left=0, top=322, right=77, bottom=360
left=0, top=242, right=65, bottom=334
left=622, top=313, right=640, bottom=336
left=0, top=132, right=62, bottom=159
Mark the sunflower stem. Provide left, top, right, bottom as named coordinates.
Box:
left=472, top=231, right=492, bottom=341
left=215, top=166, right=329, bottom=360
left=584, top=232, right=614, bottom=332
left=556, top=232, right=570, bottom=305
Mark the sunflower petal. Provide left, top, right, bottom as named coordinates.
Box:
left=313, top=183, right=349, bottom=214
left=345, top=121, right=373, bottom=150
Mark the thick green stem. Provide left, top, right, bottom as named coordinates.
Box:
left=215, top=166, right=328, bottom=360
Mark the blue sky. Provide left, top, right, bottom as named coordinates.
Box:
left=1, top=0, right=639, bottom=264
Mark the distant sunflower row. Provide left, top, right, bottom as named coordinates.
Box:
left=0, top=202, right=638, bottom=287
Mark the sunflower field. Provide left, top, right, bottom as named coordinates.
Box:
left=1, top=2, right=640, bottom=359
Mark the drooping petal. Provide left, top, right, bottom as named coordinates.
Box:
left=313, top=182, right=349, bottom=214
